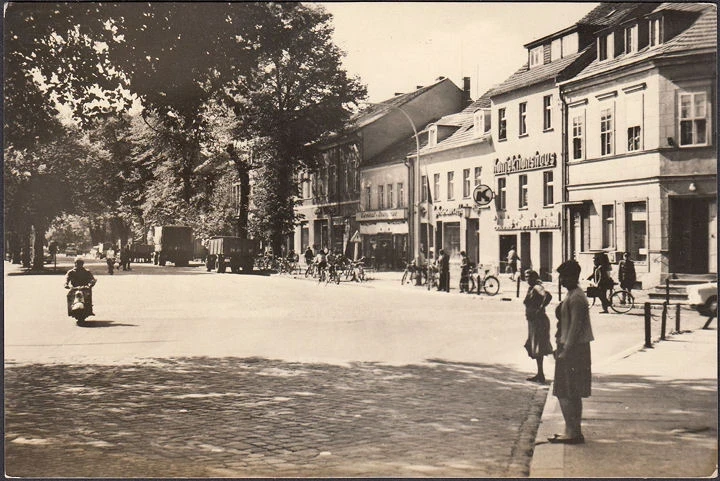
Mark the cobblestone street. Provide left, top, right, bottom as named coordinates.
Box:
left=6, top=357, right=547, bottom=477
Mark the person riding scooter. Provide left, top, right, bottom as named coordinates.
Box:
left=65, top=257, right=97, bottom=317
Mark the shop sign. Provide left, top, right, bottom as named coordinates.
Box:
left=494, top=152, right=557, bottom=175
left=494, top=211, right=561, bottom=231
left=356, top=208, right=407, bottom=221
left=435, top=206, right=463, bottom=218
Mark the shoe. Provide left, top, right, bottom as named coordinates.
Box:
left=527, top=375, right=546, bottom=384
left=526, top=375, right=539, bottom=382
left=547, top=434, right=584, bottom=444
left=599, top=310, right=609, bottom=314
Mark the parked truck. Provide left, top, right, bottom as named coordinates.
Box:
left=206, top=236, right=259, bottom=273
left=153, top=225, right=193, bottom=267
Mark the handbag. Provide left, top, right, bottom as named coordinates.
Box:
left=586, top=285, right=599, bottom=297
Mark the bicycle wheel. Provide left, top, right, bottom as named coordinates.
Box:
left=610, top=290, right=633, bottom=314
left=305, top=265, right=313, bottom=278
left=401, top=270, right=409, bottom=285
left=483, top=276, right=500, bottom=296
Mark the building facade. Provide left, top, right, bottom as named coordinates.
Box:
left=560, top=3, right=717, bottom=287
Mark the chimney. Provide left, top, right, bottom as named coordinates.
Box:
left=462, top=77, right=472, bottom=106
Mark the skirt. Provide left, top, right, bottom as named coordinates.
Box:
left=524, top=311, right=554, bottom=359
left=553, top=342, right=592, bottom=399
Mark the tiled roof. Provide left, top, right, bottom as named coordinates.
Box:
left=461, top=89, right=493, bottom=112
left=490, top=49, right=589, bottom=97
left=565, top=5, right=716, bottom=82
left=577, top=2, right=648, bottom=26
left=363, top=135, right=425, bottom=168
left=652, top=2, right=711, bottom=14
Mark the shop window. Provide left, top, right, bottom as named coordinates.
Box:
left=572, top=114, right=584, bottom=160
left=600, top=107, right=614, bottom=156
left=463, top=169, right=471, bottom=198
left=679, top=92, right=709, bottom=146
left=649, top=17, right=663, bottom=47
left=625, top=201, right=647, bottom=262
left=498, top=108, right=507, bottom=141
left=602, top=204, right=615, bottom=248
left=497, top=178, right=507, bottom=210
left=627, top=126, right=641, bottom=151
left=543, top=95, right=552, bottom=130
left=365, top=186, right=371, bottom=210
left=474, top=167, right=482, bottom=186
left=378, top=185, right=384, bottom=210
left=543, top=171, right=554, bottom=206
left=387, top=183, right=394, bottom=208
left=397, top=183, right=404, bottom=207
left=433, top=173, right=440, bottom=201
left=447, top=171, right=455, bottom=200
left=518, top=174, right=528, bottom=208
left=519, top=102, right=527, bottom=136
left=421, top=175, right=428, bottom=202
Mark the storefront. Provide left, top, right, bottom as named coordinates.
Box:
left=357, top=208, right=409, bottom=269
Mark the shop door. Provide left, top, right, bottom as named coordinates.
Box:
left=520, top=232, right=531, bottom=273
left=376, top=234, right=393, bottom=270
left=499, top=235, right=517, bottom=272
left=670, top=198, right=709, bottom=273
left=301, top=225, right=309, bottom=252
left=465, top=219, right=479, bottom=265
left=539, top=232, right=553, bottom=281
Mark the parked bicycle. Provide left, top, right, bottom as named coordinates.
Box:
left=401, top=262, right=426, bottom=285
left=473, top=268, right=500, bottom=296
left=426, top=264, right=439, bottom=291
left=586, top=283, right=634, bottom=313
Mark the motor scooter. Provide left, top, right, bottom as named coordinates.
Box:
left=66, top=285, right=94, bottom=323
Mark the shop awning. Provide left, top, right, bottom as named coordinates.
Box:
left=359, top=222, right=408, bottom=235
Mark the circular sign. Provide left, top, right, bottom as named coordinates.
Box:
left=473, top=184, right=495, bottom=206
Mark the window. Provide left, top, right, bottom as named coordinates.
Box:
left=627, top=126, right=641, bottom=151
left=433, top=173, right=440, bottom=201
left=625, top=201, right=647, bottom=262
left=473, top=109, right=491, bottom=137
left=387, top=183, right=393, bottom=208
left=377, top=185, right=384, bottom=210
left=328, top=164, right=336, bottom=196
left=649, top=17, right=663, bottom=47
left=519, top=102, right=527, bottom=136
left=543, top=95, right=552, bottom=130
left=447, top=171, right=455, bottom=200
left=428, top=125, right=438, bottom=147
left=602, top=204, right=615, bottom=248
left=572, top=114, right=584, bottom=160
left=365, top=186, right=371, bottom=210
left=551, top=38, right=562, bottom=61
left=518, top=174, right=528, bottom=208
left=474, top=167, right=482, bottom=186
left=543, top=171, right=554, bottom=206
left=397, top=183, right=404, bottom=207
left=679, top=92, right=709, bottom=146
left=598, top=33, right=612, bottom=61
left=463, top=169, right=471, bottom=198
left=498, top=108, right=507, bottom=140
left=529, top=46, right=543, bottom=67
left=421, top=175, right=428, bottom=202
left=600, top=107, right=614, bottom=156
left=497, top=178, right=507, bottom=210
left=624, top=24, right=637, bottom=54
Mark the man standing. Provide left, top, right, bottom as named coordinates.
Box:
left=507, top=245, right=519, bottom=280
left=549, top=260, right=594, bottom=444
left=438, top=249, right=450, bottom=293
left=617, top=251, right=636, bottom=303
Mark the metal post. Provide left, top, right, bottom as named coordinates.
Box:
left=644, top=302, right=652, bottom=348
left=516, top=275, right=521, bottom=298
left=675, top=303, right=681, bottom=333
left=660, top=302, right=667, bottom=340
left=665, top=277, right=671, bottom=305
left=558, top=280, right=562, bottom=302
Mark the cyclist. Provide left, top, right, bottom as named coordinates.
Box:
left=315, top=248, right=328, bottom=279
left=588, top=252, right=614, bottom=313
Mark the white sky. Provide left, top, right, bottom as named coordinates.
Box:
left=321, top=2, right=599, bottom=103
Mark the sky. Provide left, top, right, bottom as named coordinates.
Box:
left=321, top=2, right=599, bottom=103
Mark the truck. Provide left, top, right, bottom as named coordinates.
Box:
left=130, top=244, right=154, bottom=263
left=152, top=225, right=193, bottom=267
left=206, top=236, right=259, bottom=273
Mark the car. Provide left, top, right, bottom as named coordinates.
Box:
left=65, top=244, right=78, bottom=256
left=685, top=280, right=717, bottom=320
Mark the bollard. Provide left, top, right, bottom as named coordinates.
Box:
left=660, top=302, right=667, bottom=340
left=558, top=280, right=562, bottom=302
left=675, top=303, right=681, bottom=333
left=644, top=302, right=652, bottom=348
left=665, top=277, right=671, bottom=305
left=516, top=275, right=521, bottom=298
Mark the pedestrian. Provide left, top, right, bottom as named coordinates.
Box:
left=548, top=260, right=594, bottom=445
left=617, top=251, right=636, bottom=303
left=459, top=251, right=470, bottom=293
left=588, top=252, right=613, bottom=313
left=304, top=245, right=314, bottom=265
left=523, top=269, right=554, bottom=384
left=415, top=248, right=426, bottom=286
left=120, top=245, right=131, bottom=271
left=507, top=245, right=519, bottom=280
left=438, top=249, right=450, bottom=292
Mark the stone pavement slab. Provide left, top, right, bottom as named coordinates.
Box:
left=531, top=327, right=718, bottom=478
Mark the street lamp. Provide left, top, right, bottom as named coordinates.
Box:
left=365, top=102, right=421, bottom=262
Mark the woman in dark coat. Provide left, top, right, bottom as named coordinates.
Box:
left=523, top=270, right=554, bottom=383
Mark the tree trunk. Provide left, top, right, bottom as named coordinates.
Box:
left=236, top=168, right=250, bottom=239
left=31, top=223, right=46, bottom=270
left=21, top=229, right=31, bottom=268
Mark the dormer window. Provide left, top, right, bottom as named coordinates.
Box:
left=473, top=109, right=491, bottom=138
left=649, top=17, right=663, bottom=47
left=529, top=46, right=543, bottom=68
left=598, top=32, right=613, bottom=61
left=428, top=124, right=437, bottom=147
left=624, top=24, right=638, bottom=54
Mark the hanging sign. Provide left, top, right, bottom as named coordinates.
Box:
left=473, top=184, right=494, bottom=206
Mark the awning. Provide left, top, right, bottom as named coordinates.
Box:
left=358, top=222, right=408, bottom=236
left=557, top=200, right=592, bottom=206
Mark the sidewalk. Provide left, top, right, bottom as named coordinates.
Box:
left=530, top=326, right=718, bottom=478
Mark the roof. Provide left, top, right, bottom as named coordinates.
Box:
left=565, top=5, right=716, bottom=83
left=651, top=2, right=712, bottom=14
left=363, top=135, right=424, bottom=168
left=577, top=2, right=648, bottom=26
left=490, top=49, right=589, bottom=97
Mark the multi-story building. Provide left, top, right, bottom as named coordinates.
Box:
left=294, top=77, right=467, bottom=263
left=559, top=3, right=717, bottom=287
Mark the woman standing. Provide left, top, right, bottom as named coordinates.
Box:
left=523, top=270, right=554, bottom=383
left=459, top=251, right=469, bottom=293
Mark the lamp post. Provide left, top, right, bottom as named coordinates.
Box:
left=365, top=102, right=422, bottom=262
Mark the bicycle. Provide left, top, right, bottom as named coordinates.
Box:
left=401, top=262, right=426, bottom=285
left=325, top=263, right=341, bottom=285
left=426, top=265, right=439, bottom=291
left=305, top=261, right=317, bottom=278
left=474, top=268, right=500, bottom=296
left=587, top=283, right=635, bottom=314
